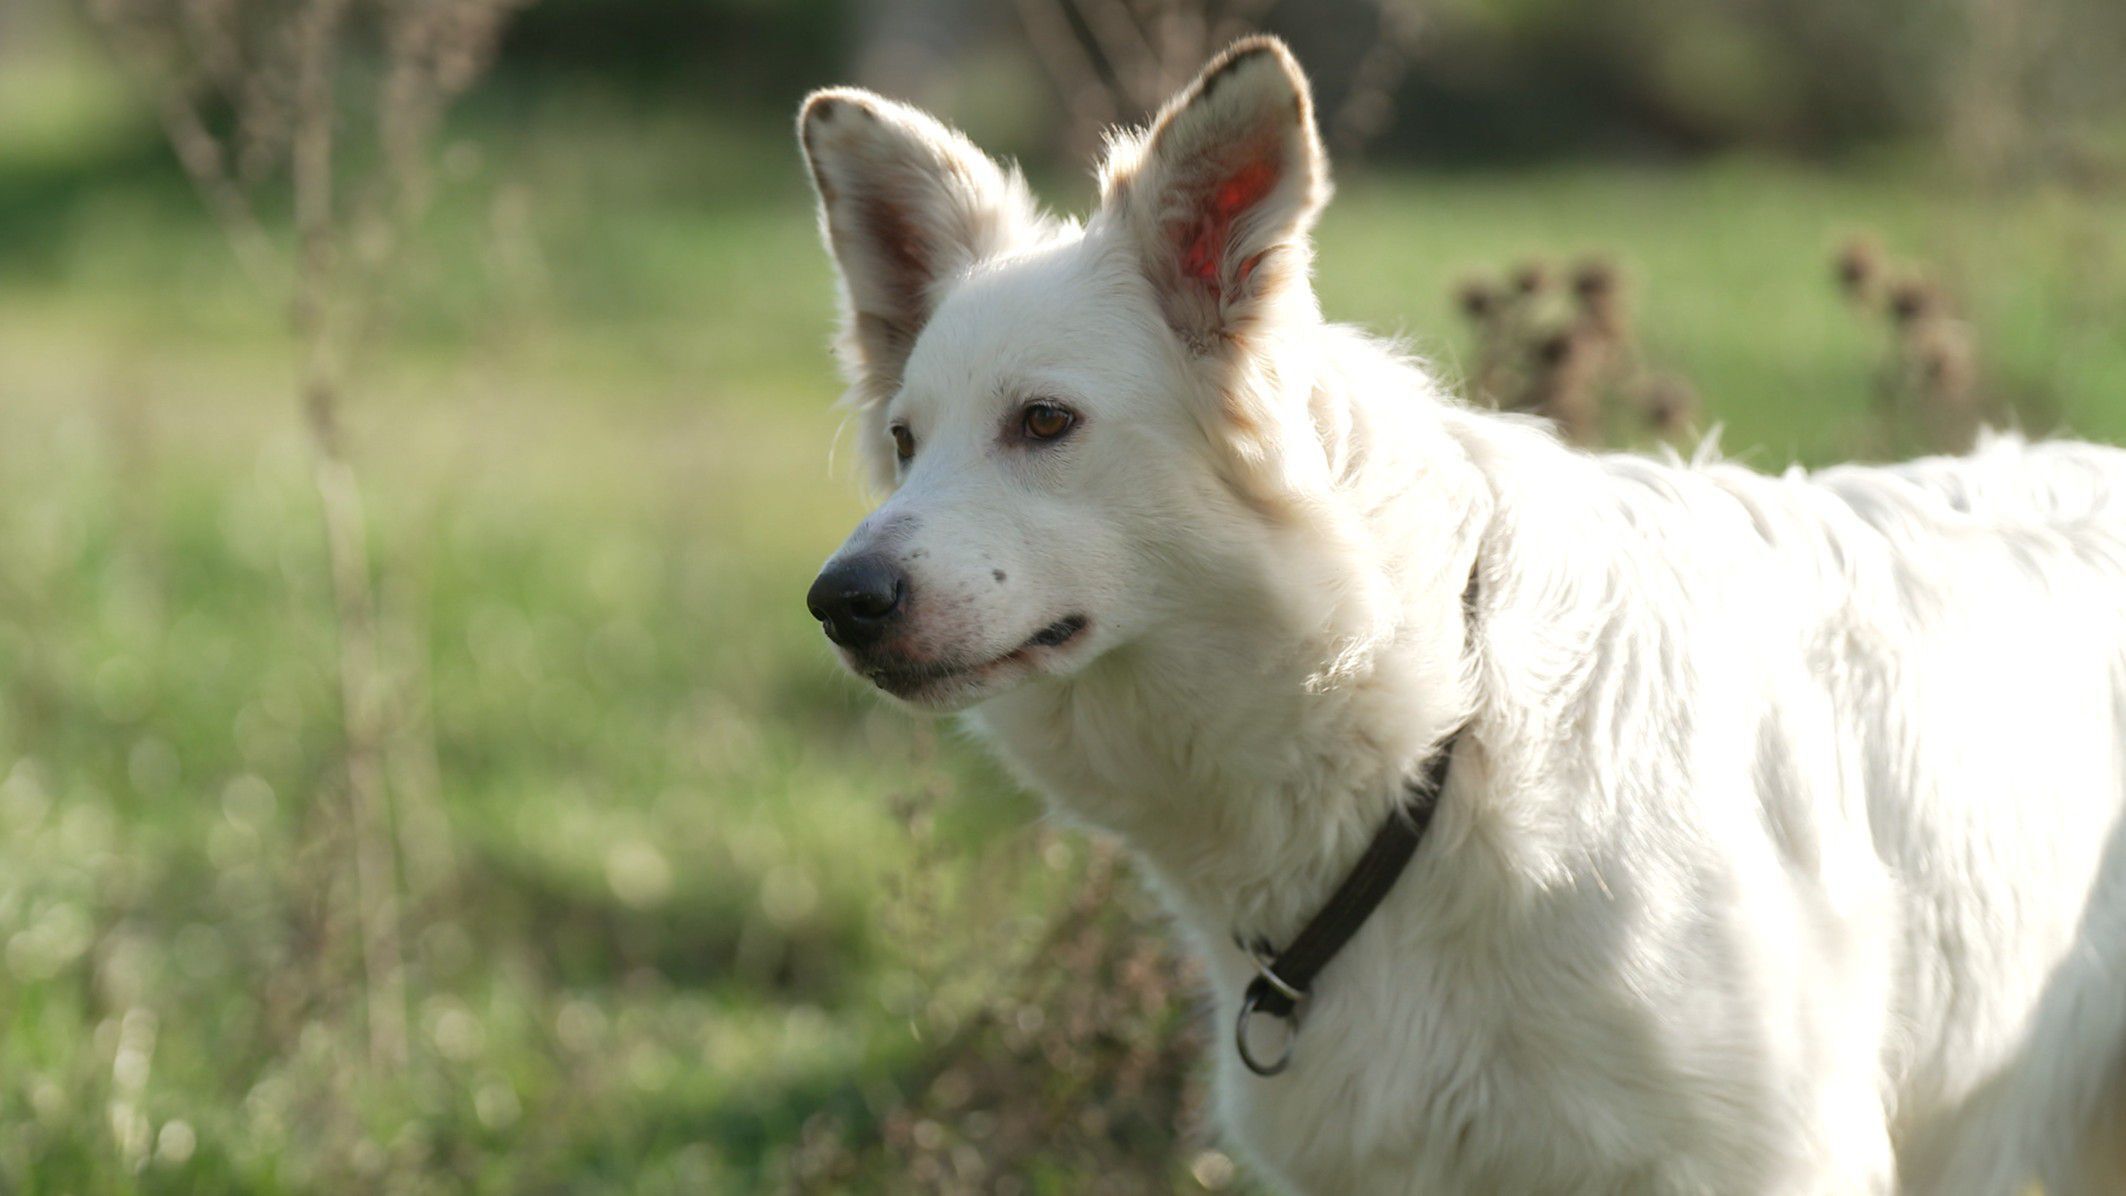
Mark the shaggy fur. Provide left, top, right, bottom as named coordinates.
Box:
left=797, top=38, right=2126, bottom=1194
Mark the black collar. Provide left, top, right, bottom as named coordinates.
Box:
left=1232, top=726, right=1463, bottom=1076
left=1232, top=567, right=1480, bottom=1077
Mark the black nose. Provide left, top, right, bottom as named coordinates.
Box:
left=806, top=555, right=907, bottom=649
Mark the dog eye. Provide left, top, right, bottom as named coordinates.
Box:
left=890, top=423, right=915, bottom=462
left=1021, top=403, right=1076, bottom=442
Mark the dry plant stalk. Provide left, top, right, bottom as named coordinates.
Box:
left=89, top=0, right=525, bottom=1071
left=1834, top=236, right=1985, bottom=452
left=1455, top=256, right=1701, bottom=448
left=1014, top=0, right=1425, bottom=158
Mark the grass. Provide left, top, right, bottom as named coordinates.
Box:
left=2, top=54, right=2123, bottom=1193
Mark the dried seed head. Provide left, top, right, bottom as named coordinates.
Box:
left=1570, top=256, right=1619, bottom=303
left=1834, top=237, right=1883, bottom=300
left=1888, top=278, right=1941, bottom=325
left=1645, top=377, right=1698, bottom=425
left=1455, top=277, right=1502, bottom=322
left=1534, top=327, right=1578, bottom=369
left=1912, top=323, right=1977, bottom=398
left=1510, top=261, right=1551, bottom=297
left=1570, top=256, right=1627, bottom=340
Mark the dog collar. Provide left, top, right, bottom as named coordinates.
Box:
left=1233, top=563, right=1480, bottom=1077
left=1232, top=728, right=1462, bottom=1076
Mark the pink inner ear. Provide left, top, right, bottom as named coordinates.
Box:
left=1178, top=157, right=1280, bottom=292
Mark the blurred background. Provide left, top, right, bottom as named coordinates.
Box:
left=2, top=0, right=2124, bottom=1191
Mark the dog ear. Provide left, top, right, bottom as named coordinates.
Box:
left=1100, top=37, right=1329, bottom=358
left=798, top=89, right=1047, bottom=407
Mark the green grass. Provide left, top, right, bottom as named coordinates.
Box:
left=2, top=61, right=2124, bottom=1192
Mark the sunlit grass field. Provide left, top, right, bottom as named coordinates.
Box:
left=3, top=62, right=2124, bottom=1191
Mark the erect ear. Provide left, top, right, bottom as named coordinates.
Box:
left=798, top=89, right=1048, bottom=407
left=1100, top=37, right=1329, bottom=356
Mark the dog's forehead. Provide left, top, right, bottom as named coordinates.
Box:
left=902, top=238, right=1154, bottom=403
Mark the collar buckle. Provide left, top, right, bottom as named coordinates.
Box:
left=1247, top=944, right=1306, bottom=1004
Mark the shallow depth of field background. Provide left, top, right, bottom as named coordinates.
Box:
left=2, top=1, right=2124, bottom=1191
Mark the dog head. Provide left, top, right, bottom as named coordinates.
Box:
left=800, top=38, right=1338, bottom=711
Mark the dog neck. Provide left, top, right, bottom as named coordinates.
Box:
left=972, top=338, right=1511, bottom=947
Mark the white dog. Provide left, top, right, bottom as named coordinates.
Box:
left=796, top=37, right=2126, bottom=1194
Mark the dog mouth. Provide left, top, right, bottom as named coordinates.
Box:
left=860, top=615, right=1089, bottom=700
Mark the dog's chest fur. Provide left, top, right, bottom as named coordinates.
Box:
left=978, top=654, right=1816, bottom=1192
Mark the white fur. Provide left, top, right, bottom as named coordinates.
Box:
left=798, top=38, right=2126, bottom=1194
